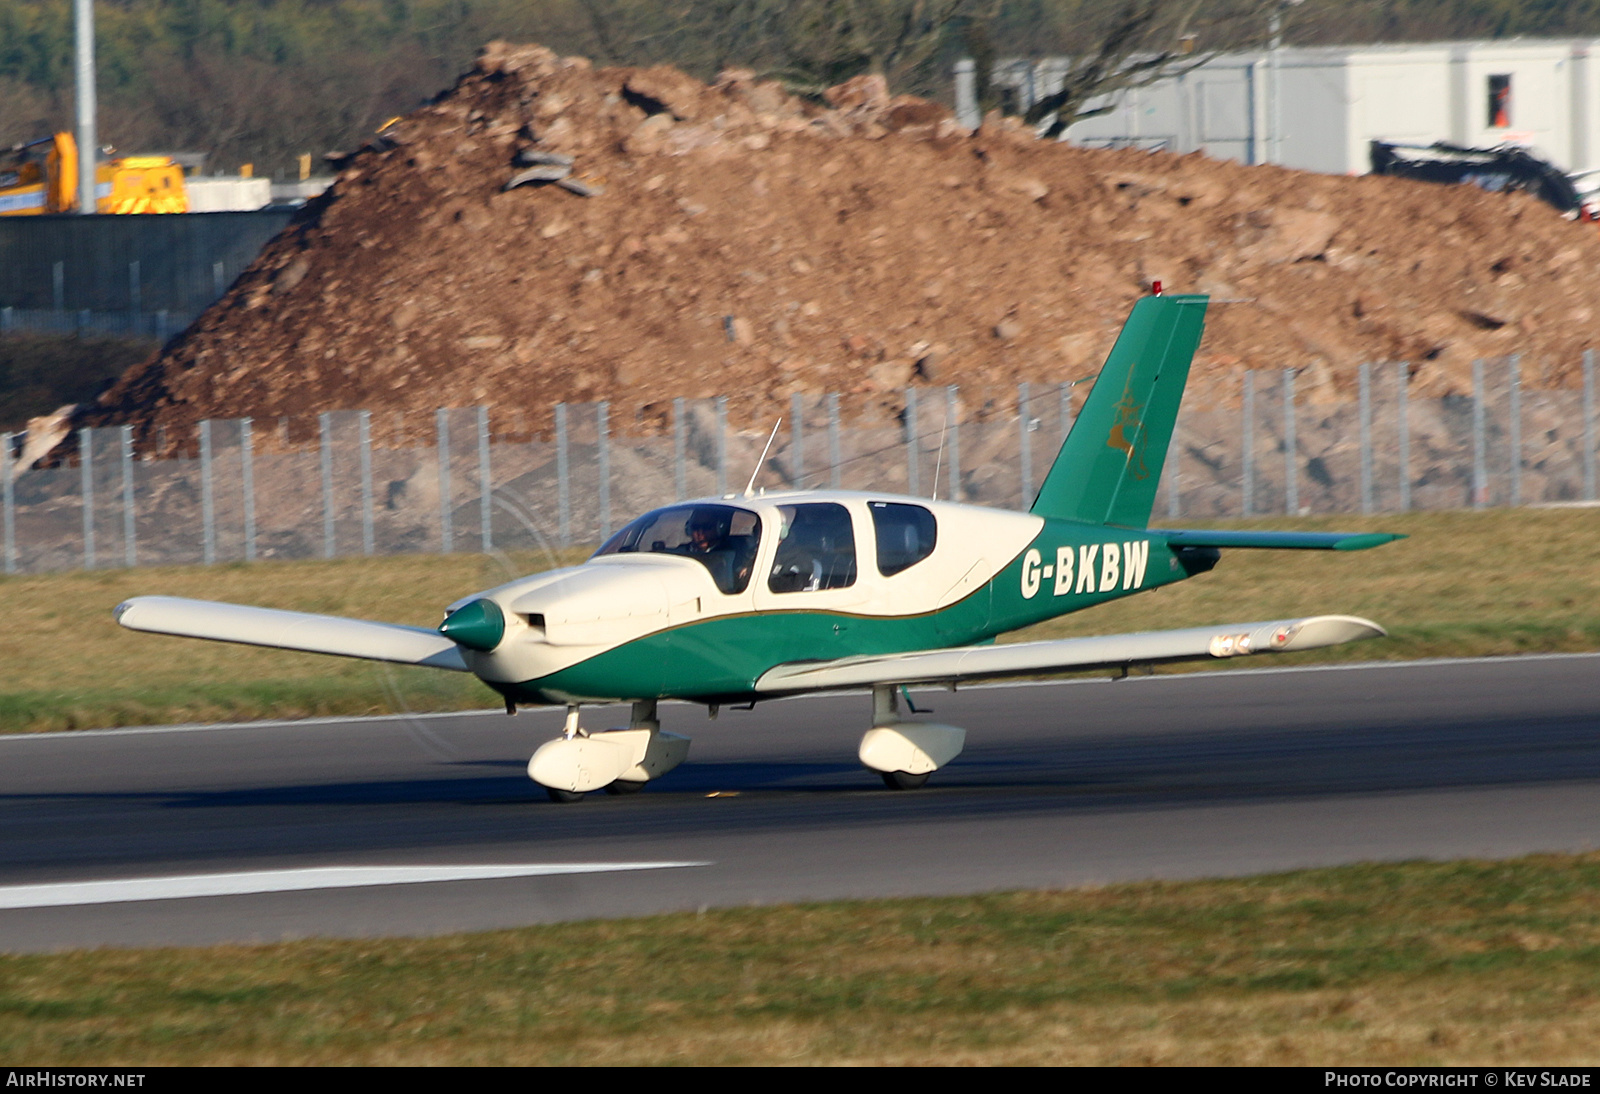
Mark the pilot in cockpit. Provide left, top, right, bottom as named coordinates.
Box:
left=685, top=510, right=730, bottom=555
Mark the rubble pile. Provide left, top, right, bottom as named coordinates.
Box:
left=83, top=41, right=1600, bottom=443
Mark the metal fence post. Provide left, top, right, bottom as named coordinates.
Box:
left=1018, top=382, right=1032, bottom=508
left=791, top=392, right=805, bottom=488
left=120, top=425, right=135, bottom=568
left=360, top=410, right=375, bottom=556
left=80, top=427, right=95, bottom=570
left=319, top=412, right=336, bottom=559
left=1585, top=350, right=1596, bottom=502
left=1, top=432, right=13, bottom=574
left=1283, top=369, right=1297, bottom=515
left=1059, top=381, right=1074, bottom=447
left=1508, top=354, right=1522, bottom=507
left=436, top=408, right=452, bottom=553
left=946, top=385, right=961, bottom=502
left=156, top=310, right=168, bottom=343
left=555, top=403, right=570, bottom=548
left=714, top=395, right=728, bottom=497
left=828, top=393, right=841, bottom=489
left=672, top=398, right=686, bottom=501
left=128, top=260, right=141, bottom=313
left=905, top=386, right=921, bottom=497
left=1241, top=371, right=1254, bottom=516
left=1358, top=362, right=1372, bottom=515
left=1, top=306, right=11, bottom=333
left=52, top=261, right=64, bottom=311
left=476, top=405, right=491, bottom=552
left=200, top=420, right=216, bottom=564
left=1396, top=363, right=1410, bottom=512
left=1472, top=359, right=1487, bottom=509
left=212, top=261, right=225, bottom=298
left=241, top=417, right=255, bottom=562
left=598, top=401, right=612, bottom=541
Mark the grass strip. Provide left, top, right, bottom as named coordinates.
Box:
left=2, top=508, right=1598, bottom=733
left=2, top=854, right=1599, bottom=1064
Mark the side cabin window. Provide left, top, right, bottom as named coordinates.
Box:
left=768, top=503, right=857, bottom=593
left=870, top=501, right=936, bottom=576
left=593, top=503, right=762, bottom=594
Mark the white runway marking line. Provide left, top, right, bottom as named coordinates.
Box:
left=0, top=863, right=712, bottom=910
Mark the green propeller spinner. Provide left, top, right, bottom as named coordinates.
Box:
left=439, top=599, right=505, bottom=652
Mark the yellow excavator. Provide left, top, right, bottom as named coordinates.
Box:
left=0, top=132, right=188, bottom=216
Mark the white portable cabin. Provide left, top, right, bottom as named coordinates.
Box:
left=971, top=39, right=1600, bottom=176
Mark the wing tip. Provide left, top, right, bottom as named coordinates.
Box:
left=1332, top=533, right=1407, bottom=551
left=1278, top=614, right=1387, bottom=650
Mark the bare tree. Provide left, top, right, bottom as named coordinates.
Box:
left=0, top=76, right=60, bottom=148
left=568, top=0, right=993, bottom=96
left=1017, top=0, right=1281, bottom=136
left=761, top=0, right=997, bottom=94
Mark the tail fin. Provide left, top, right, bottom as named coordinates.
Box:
left=1030, top=293, right=1207, bottom=527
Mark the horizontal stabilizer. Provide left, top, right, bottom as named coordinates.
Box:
left=755, top=614, right=1385, bottom=693
left=113, top=596, right=469, bottom=671
left=1156, top=529, right=1404, bottom=551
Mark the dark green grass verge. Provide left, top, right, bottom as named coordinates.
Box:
left=3, top=855, right=1598, bottom=1064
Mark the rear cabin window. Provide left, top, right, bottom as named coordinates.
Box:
left=870, top=502, right=937, bottom=576
left=593, top=503, right=762, bottom=595
left=768, top=503, right=857, bottom=593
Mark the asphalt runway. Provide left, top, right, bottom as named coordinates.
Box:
left=2, top=654, right=1599, bottom=953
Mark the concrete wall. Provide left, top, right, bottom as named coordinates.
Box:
left=0, top=209, right=297, bottom=313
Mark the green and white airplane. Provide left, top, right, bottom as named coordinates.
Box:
left=116, top=291, right=1401, bottom=801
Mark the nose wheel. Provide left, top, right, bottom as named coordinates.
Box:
left=880, top=770, right=931, bottom=791
left=528, top=702, right=690, bottom=802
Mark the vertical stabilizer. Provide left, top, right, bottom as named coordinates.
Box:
left=1030, top=293, right=1207, bottom=527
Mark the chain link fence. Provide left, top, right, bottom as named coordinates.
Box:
left=4, top=355, right=1596, bottom=575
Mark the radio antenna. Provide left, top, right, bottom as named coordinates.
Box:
left=744, top=418, right=782, bottom=496
left=930, top=408, right=949, bottom=501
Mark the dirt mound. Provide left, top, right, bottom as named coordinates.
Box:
left=82, top=41, right=1600, bottom=447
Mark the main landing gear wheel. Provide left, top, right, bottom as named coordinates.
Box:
left=880, top=770, right=930, bottom=791
left=604, top=779, right=647, bottom=796
left=546, top=787, right=586, bottom=803
left=860, top=687, right=965, bottom=792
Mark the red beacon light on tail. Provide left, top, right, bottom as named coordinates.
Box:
left=1151, top=280, right=1164, bottom=296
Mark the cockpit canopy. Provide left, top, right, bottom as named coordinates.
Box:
left=593, top=503, right=763, bottom=595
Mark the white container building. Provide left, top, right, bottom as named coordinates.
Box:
left=961, top=39, right=1600, bottom=175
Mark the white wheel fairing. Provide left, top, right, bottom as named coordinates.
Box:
left=859, top=724, right=967, bottom=775
left=527, top=729, right=691, bottom=792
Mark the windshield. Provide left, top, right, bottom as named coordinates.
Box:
left=593, top=504, right=763, bottom=595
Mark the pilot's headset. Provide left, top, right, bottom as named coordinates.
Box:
left=689, top=509, right=730, bottom=541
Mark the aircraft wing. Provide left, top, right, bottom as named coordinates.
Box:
left=754, top=614, right=1384, bottom=694
left=113, top=596, right=470, bottom=671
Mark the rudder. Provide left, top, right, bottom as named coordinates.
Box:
left=1030, top=293, right=1207, bottom=527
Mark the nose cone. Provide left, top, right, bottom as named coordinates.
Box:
left=439, top=598, right=505, bottom=652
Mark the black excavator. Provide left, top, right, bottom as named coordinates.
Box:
left=1369, top=140, right=1595, bottom=220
